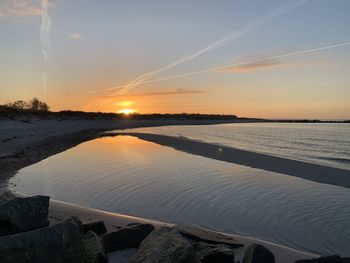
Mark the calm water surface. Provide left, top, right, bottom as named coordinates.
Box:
left=10, top=134, right=350, bottom=256
left=116, top=123, right=350, bottom=170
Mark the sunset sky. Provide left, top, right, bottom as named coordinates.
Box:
left=1, top=0, right=350, bottom=119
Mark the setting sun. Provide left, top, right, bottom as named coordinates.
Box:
left=118, top=109, right=137, bottom=115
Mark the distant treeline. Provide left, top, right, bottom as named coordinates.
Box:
left=1, top=99, right=348, bottom=123
left=131, top=113, right=238, bottom=120
left=0, top=103, right=238, bottom=121
left=4, top=98, right=49, bottom=112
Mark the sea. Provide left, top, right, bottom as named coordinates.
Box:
left=9, top=123, right=350, bottom=256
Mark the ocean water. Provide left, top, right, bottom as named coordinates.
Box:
left=9, top=130, right=350, bottom=256
left=116, top=123, right=350, bottom=170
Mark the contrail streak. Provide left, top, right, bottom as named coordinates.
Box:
left=94, top=41, right=350, bottom=97
left=41, top=0, right=51, bottom=61
left=95, top=0, right=310, bottom=96
left=41, top=0, right=51, bottom=92
left=85, top=42, right=349, bottom=109
left=134, top=42, right=350, bottom=83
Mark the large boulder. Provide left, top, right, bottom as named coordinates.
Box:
left=242, top=244, right=275, bottom=263
left=295, top=255, right=343, bottom=263
left=0, top=195, right=50, bottom=236
left=129, top=227, right=200, bottom=263
left=176, top=224, right=243, bottom=248
left=126, top=222, right=155, bottom=232
left=193, top=242, right=235, bottom=263
left=0, top=220, right=85, bottom=263
left=101, top=223, right=155, bottom=253
left=83, top=221, right=107, bottom=236
left=83, top=231, right=107, bottom=263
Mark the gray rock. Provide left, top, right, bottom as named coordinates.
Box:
left=83, top=221, right=107, bottom=235
left=0, top=220, right=85, bottom=263
left=194, top=242, right=235, bottom=263
left=126, top=222, right=155, bottom=233
left=71, top=216, right=84, bottom=232
left=129, top=227, right=200, bottom=263
left=126, top=223, right=154, bottom=232
left=295, top=255, right=343, bottom=263
left=176, top=224, right=243, bottom=248
left=101, top=223, right=155, bottom=253
left=242, top=244, right=275, bottom=263
left=108, top=249, right=138, bottom=263
left=0, top=195, right=50, bottom=236
left=83, top=231, right=107, bottom=263
left=0, top=191, right=16, bottom=205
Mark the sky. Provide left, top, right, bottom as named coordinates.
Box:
left=0, top=0, right=350, bottom=119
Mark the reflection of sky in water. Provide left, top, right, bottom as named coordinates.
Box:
left=10, top=135, right=350, bottom=256
left=113, top=123, right=350, bottom=170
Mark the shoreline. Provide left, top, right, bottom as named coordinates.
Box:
left=0, top=119, right=235, bottom=188
left=0, top=119, right=339, bottom=261
left=47, top=198, right=319, bottom=262
left=112, top=132, right=350, bottom=189
left=9, top=192, right=316, bottom=262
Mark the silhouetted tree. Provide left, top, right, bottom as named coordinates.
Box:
left=5, top=100, right=30, bottom=110
left=29, top=97, right=40, bottom=110
left=38, top=101, right=49, bottom=111
left=29, top=97, right=49, bottom=111
left=4, top=98, right=49, bottom=111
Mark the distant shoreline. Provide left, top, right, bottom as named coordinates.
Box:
left=0, top=106, right=349, bottom=123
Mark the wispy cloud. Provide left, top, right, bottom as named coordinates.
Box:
left=70, top=89, right=205, bottom=98
left=140, top=42, right=350, bottom=83
left=83, top=89, right=205, bottom=112
left=69, top=33, right=82, bottom=40
left=124, top=89, right=205, bottom=97
left=0, top=0, right=41, bottom=17
left=93, top=0, right=310, bottom=96
left=97, top=89, right=205, bottom=98
left=216, top=59, right=328, bottom=73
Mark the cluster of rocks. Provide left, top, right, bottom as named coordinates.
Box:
left=0, top=195, right=348, bottom=263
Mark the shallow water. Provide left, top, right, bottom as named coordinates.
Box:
left=10, top=135, right=350, bottom=256
left=115, top=123, right=350, bottom=170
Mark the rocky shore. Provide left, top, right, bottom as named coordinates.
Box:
left=0, top=194, right=348, bottom=263
left=1, top=119, right=348, bottom=262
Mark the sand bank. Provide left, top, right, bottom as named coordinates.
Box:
left=113, top=133, right=350, bottom=189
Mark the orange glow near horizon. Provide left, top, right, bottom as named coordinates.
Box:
left=115, top=101, right=134, bottom=107
left=118, top=109, right=138, bottom=115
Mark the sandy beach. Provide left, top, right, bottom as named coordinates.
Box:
left=0, top=119, right=335, bottom=262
